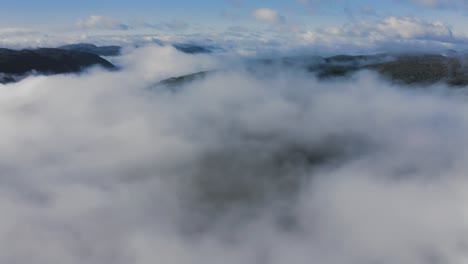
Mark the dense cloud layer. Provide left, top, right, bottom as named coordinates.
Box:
left=1, top=45, right=468, bottom=264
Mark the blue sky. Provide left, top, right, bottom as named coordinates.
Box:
left=1, top=0, right=468, bottom=53
left=0, top=0, right=456, bottom=26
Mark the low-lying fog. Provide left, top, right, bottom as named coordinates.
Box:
left=1, top=45, right=468, bottom=264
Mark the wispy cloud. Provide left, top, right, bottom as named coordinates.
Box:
left=77, top=15, right=130, bottom=30
left=141, top=20, right=190, bottom=32
left=0, top=28, right=37, bottom=37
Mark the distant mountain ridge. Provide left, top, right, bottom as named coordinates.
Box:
left=0, top=48, right=116, bottom=84
left=3, top=45, right=468, bottom=87
left=0, top=42, right=216, bottom=84
left=172, top=44, right=213, bottom=54
left=58, top=43, right=122, bottom=56
left=60, top=42, right=215, bottom=55
left=156, top=53, right=468, bottom=88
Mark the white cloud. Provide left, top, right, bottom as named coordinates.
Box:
left=252, top=8, right=285, bottom=24
left=375, top=17, right=452, bottom=39
left=0, top=28, right=36, bottom=37
left=114, top=45, right=219, bottom=83
left=298, top=16, right=464, bottom=53
left=1, top=46, right=468, bottom=263
left=335, top=16, right=454, bottom=41
left=77, top=15, right=130, bottom=30
left=141, top=20, right=190, bottom=31
left=0, top=28, right=52, bottom=49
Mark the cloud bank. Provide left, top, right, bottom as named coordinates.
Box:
left=0, top=45, right=468, bottom=263
left=2, top=12, right=468, bottom=55
left=298, top=16, right=463, bottom=53
left=77, top=15, right=130, bottom=30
